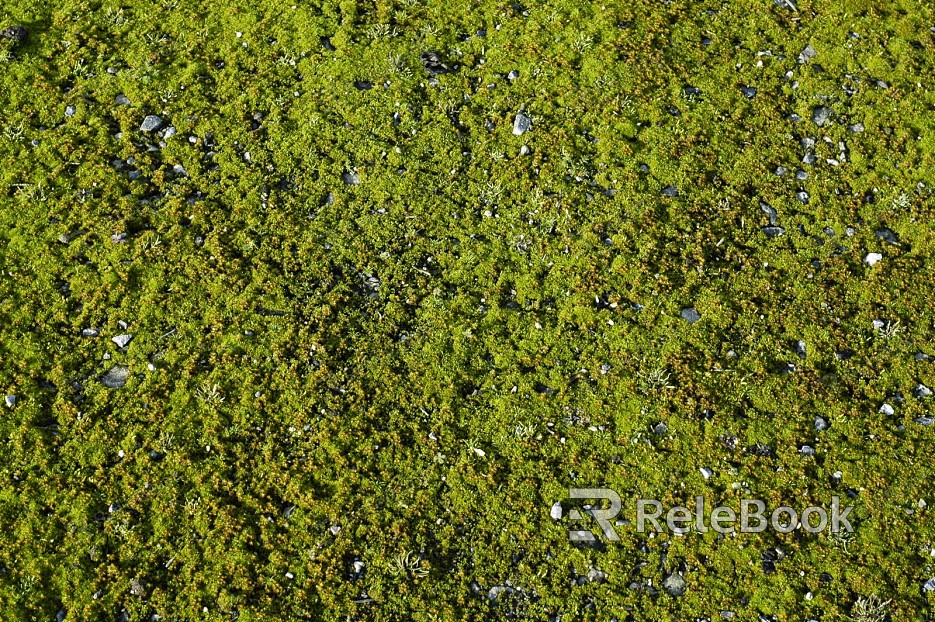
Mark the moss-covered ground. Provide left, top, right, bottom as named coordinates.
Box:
left=1, top=0, right=935, bottom=619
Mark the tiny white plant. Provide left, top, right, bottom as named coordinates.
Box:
left=393, top=550, right=429, bottom=579
left=195, top=382, right=225, bottom=406
left=849, top=594, right=890, bottom=622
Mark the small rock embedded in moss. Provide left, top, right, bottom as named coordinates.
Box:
left=798, top=44, right=817, bottom=64
left=812, top=106, right=832, bottom=126
left=512, top=112, right=530, bottom=135
left=663, top=573, right=686, bottom=596
left=101, top=365, right=129, bottom=388
left=681, top=307, right=700, bottom=324
left=140, top=115, right=163, bottom=132
left=0, top=26, right=27, bottom=43
left=420, top=51, right=450, bottom=75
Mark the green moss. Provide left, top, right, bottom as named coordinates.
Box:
left=1, top=0, right=934, bottom=619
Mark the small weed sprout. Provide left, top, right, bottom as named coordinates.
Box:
left=143, top=31, right=169, bottom=46
left=849, top=595, right=890, bottom=622
left=70, top=59, right=93, bottom=78
left=155, top=431, right=174, bottom=453
left=572, top=34, right=593, bottom=53
left=514, top=423, right=536, bottom=440
left=17, top=575, right=37, bottom=595
left=393, top=550, right=429, bottom=579
left=638, top=366, right=673, bottom=394
left=891, top=192, right=910, bottom=210
left=14, top=183, right=48, bottom=204
left=106, top=7, right=128, bottom=26
left=420, top=24, right=440, bottom=39
left=874, top=320, right=903, bottom=341
left=3, top=121, right=24, bottom=142
left=480, top=181, right=503, bottom=205
left=367, top=24, right=398, bottom=39
left=388, top=53, right=412, bottom=76
left=139, top=231, right=163, bottom=252
left=195, top=382, right=225, bottom=407
left=826, top=528, right=854, bottom=553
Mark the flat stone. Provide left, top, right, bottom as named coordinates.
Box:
left=759, top=201, right=777, bottom=225
left=140, top=115, right=163, bottom=132
left=342, top=171, right=360, bottom=185
left=115, top=94, right=131, bottom=106
left=101, top=365, right=129, bottom=389
left=812, top=106, right=832, bottom=126
left=681, top=307, right=701, bottom=324
left=4, top=395, right=15, bottom=408
left=550, top=502, right=562, bottom=520
left=879, top=403, right=894, bottom=415
left=914, top=384, right=932, bottom=398
left=864, top=253, right=882, bottom=266
left=798, top=44, right=817, bottom=64
left=875, top=228, right=899, bottom=245
left=112, top=334, right=133, bottom=348
left=740, top=85, right=757, bottom=98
